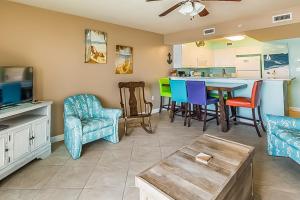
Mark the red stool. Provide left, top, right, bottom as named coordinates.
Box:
left=226, top=80, right=266, bottom=137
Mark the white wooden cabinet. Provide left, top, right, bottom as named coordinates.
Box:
left=0, top=135, right=6, bottom=169
left=174, top=44, right=213, bottom=68
left=32, top=118, right=48, bottom=151
left=12, top=125, right=31, bottom=161
left=0, top=101, right=52, bottom=180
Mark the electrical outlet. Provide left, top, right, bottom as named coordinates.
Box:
left=151, top=96, right=155, bottom=101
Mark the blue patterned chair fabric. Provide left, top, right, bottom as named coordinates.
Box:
left=266, top=114, right=300, bottom=164
left=64, top=94, right=122, bottom=159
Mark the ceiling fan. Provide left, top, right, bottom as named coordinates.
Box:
left=146, top=0, right=241, bottom=19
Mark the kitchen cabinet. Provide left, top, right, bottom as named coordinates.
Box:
left=176, top=43, right=213, bottom=68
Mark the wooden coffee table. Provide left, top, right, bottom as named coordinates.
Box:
left=135, top=134, right=255, bottom=200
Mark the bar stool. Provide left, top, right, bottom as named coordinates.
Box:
left=226, top=80, right=266, bottom=137
left=159, top=77, right=172, bottom=113
left=186, top=81, right=219, bottom=131
left=169, top=79, right=189, bottom=126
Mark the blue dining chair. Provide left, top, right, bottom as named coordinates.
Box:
left=186, top=81, right=219, bottom=131
left=169, top=79, right=189, bottom=125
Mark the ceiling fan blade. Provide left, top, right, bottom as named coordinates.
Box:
left=198, top=8, right=209, bottom=17
left=159, top=1, right=187, bottom=17
left=146, top=0, right=162, bottom=2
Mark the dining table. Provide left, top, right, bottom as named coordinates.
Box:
left=205, top=82, right=247, bottom=132
left=164, top=81, right=248, bottom=132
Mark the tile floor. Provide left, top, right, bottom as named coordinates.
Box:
left=0, top=112, right=299, bottom=200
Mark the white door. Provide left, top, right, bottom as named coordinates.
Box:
left=32, top=119, right=48, bottom=151
left=12, top=125, right=31, bottom=161
left=0, top=135, right=6, bottom=169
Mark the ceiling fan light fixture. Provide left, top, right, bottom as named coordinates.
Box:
left=190, top=2, right=205, bottom=16
left=225, top=35, right=246, bottom=41
left=178, top=2, right=194, bottom=15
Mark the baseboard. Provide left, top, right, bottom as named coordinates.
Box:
left=289, top=107, right=300, bottom=112
left=50, top=134, right=64, bottom=143
left=152, top=108, right=160, bottom=114
left=51, top=108, right=160, bottom=143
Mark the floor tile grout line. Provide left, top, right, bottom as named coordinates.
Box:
left=75, top=149, right=104, bottom=199
left=122, top=135, right=135, bottom=200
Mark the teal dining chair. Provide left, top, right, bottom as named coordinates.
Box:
left=169, top=79, right=189, bottom=126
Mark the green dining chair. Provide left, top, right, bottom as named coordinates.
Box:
left=208, top=92, right=228, bottom=100
left=159, top=77, right=172, bottom=113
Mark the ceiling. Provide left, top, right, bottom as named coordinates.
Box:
left=10, top=0, right=300, bottom=34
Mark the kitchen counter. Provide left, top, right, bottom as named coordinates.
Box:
left=169, top=76, right=290, bottom=120
left=170, top=76, right=295, bottom=81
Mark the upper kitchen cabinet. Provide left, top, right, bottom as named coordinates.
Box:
left=213, top=47, right=236, bottom=67
left=173, top=43, right=213, bottom=68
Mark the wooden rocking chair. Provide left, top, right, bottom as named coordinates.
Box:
left=118, top=81, right=153, bottom=135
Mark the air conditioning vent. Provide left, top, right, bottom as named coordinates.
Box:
left=272, top=13, right=292, bottom=23
left=203, top=28, right=215, bottom=36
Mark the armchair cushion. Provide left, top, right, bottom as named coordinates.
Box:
left=82, top=118, right=114, bottom=134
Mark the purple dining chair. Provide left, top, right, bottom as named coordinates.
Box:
left=186, top=81, right=219, bottom=131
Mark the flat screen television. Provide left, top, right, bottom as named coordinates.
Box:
left=0, top=66, right=33, bottom=108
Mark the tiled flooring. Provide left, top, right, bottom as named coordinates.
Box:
left=0, top=112, right=299, bottom=200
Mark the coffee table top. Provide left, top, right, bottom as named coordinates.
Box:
left=136, top=134, right=255, bottom=200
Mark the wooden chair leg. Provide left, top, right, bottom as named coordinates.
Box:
left=167, top=98, right=171, bottom=111
left=252, top=108, right=262, bottom=137
left=203, top=105, right=207, bottom=132
left=159, top=96, right=163, bottom=113
left=124, top=118, right=128, bottom=136
left=188, top=103, right=192, bottom=127
left=198, top=105, right=202, bottom=120
left=258, top=106, right=266, bottom=132
left=170, top=101, right=176, bottom=122
left=215, top=103, right=219, bottom=125
left=184, top=103, right=188, bottom=126
left=181, top=103, right=185, bottom=117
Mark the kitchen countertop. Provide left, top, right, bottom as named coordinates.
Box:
left=170, top=76, right=295, bottom=81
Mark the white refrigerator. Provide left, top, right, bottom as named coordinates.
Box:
left=235, top=55, right=262, bottom=78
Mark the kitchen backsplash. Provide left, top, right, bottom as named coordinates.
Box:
left=174, top=67, right=236, bottom=77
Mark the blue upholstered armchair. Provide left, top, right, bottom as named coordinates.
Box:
left=266, top=115, right=300, bottom=164
left=64, top=94, right=122, bottom=159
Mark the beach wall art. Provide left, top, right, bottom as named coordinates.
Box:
left=85, top=29, right=107, bottom=64
left=115, top=45, right=133, bottom=74
left=263, top=53, right=290, bottom=78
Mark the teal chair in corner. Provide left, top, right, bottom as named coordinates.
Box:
left=64, top=94, right=122, bottom=159
left=266, top=115, right=300, bottom=164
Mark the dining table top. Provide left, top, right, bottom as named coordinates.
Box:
left=162, top=82, right=248, bottom=92
left=205, top=82, right=248, bottom=91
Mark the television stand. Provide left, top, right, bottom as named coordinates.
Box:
left=0, top=101, right=53, bottom=180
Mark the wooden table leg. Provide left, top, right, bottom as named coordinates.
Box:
left=218, top=90, right=228, bottom=132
